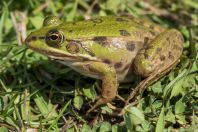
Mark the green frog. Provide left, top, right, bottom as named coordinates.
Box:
left=25, top=16, right=183, bottom=114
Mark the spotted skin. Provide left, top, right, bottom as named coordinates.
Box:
left=93, top=36, right=108, bottom=46
left=25, top=16, right=184, bottom=114
left=114, top=62, right=123, bottom=69
left=126, top=41, right=136, bottom=51
left=160, top=55, right=166, bottom=61
left=119, top=29, right=131, bottom=36
left=134, top=29, right=183, bottom=77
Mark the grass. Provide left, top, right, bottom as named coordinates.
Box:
left=0, top=0, right=198, bottom=131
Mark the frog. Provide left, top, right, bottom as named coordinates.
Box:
left=25, top=16, right=183, bottom=114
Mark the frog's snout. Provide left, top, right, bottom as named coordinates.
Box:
left=25, top=33, right=34, bottom=46
left=25, top=32, right=45, bottom=46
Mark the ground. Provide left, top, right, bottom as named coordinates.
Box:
left=0, top=0, right=198, bottom=131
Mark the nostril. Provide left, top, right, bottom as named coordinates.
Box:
left=31, top=36, right=37, bottom=40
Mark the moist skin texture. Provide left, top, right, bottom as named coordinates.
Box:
left=25, top=16, right=184, bottom=114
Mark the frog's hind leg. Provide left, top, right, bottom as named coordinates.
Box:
left=125, top=59, right=180, bottom=105
left=125, top=29, right=183, bottom=105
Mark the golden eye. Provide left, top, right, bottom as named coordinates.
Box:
left=66, top=42, right=79, bottom=54
left=45, top=29, right=64, bottom=47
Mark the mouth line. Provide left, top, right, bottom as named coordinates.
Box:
left=27, top=45, right=78, bottom=61
left=27, top=45, right=99, bottom=62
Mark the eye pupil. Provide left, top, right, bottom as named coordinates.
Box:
left=50, top=34, right=58, bottom=40
left=45, top=29, right=64, bottom=47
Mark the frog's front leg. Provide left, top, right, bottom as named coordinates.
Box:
left=125, top=29, right=183, bottom=105
left=73, top=61, right=118, bottom=114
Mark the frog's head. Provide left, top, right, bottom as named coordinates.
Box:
left=25, top=16, right=97, bottom=62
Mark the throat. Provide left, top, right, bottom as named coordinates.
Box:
left=55, top=60, right=100, bottom=79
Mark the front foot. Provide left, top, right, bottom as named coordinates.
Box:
left=73, top=61, right=118, bottom=115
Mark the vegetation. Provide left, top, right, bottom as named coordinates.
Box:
left=0, top=0, right=197, bottom=131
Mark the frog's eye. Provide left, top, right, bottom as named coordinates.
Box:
left=66, top=42, right=80, bottom=54
left=45, top=29, right=64, bottom=47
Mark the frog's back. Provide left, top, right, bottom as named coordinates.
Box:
left=60, top=16, right=167, bottom=82
left=60, top=16, right=165, bottom=41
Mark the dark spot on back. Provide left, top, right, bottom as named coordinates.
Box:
left=72, top=22, right=76, bottom=25
left=116, top=17, right=129, bottom=22
left=119, top=30, right=131, bottom=36
left=160, top=55, right=166, bottom=61
left=68, top=30, right=73, bottom=33
left=93, top=36, right=108, bottom=46
left=114, top=62, right=123, bottom=69
left=103, top=59, right=111, bottom=64
left=93, top=36, right=107, bottom=42
left=126, top=41, right=136, bottom=51
left=168, top=52, right=175, bottom=60
left=91, top=18, right=103, bottom=24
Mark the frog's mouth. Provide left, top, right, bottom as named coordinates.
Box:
left=28, top=45, right=99, bottom=62
left=30, top=46, right=80, bottom=61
